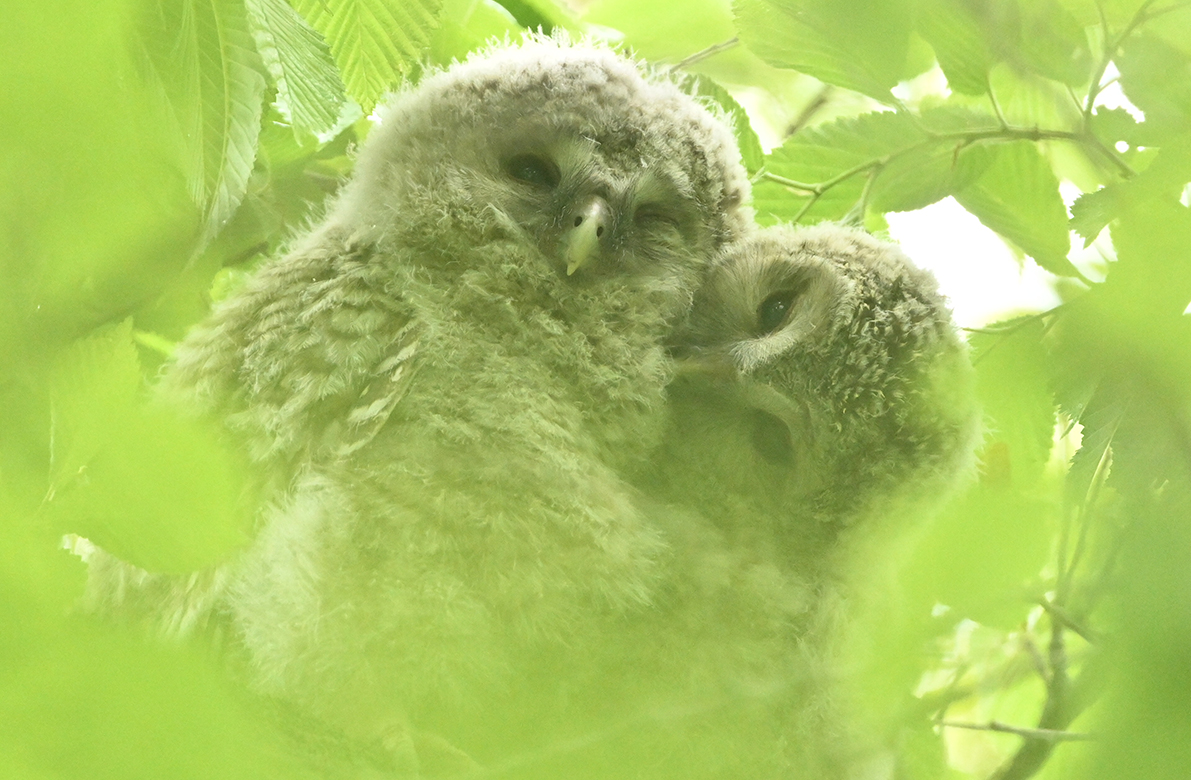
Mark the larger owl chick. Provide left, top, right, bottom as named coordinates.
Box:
left=85, top=36, right=753, bottom=764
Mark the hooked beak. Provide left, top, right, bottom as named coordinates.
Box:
left=564, top=196, right=609, bottom=276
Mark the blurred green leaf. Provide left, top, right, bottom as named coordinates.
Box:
left=955, top=141, right=1077, bottom=276
left=1069, top=141, right=1191, bottom=246
left=0, top=617, right=301, bottom=780
left=245, top=0, right=350, bottom=139
left=1088, top=107, right=1164, bottom=150
left=914, top=486, right=1054, bottom=628
left=914, top=0, right=996, bottom=95
left=870, top=142, right=993, bottom=214
left=290, top=0, right=445, bottom=111
left=970, top=317, right=1057, bottom=489
left=429, top=0, right=519, bottom=65
left=1117, top=35, right=1191, bottom=142
left=46, top=322, right=251, bottom=574
left=1015, top=0, right=1092, bottom=86
left=733, top=0, right=911, bottom=102
left=987, top=63, right=1082, bottom=132
left=494, top=0, right=576, bottom=31
left=586, top=0, right=735, bottom=63
left=0, top=0, right=202, bottom=359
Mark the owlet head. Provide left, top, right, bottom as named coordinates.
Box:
left=331, top=36, right=752, bottom=293
left=662, top=224, right=979, bottom=540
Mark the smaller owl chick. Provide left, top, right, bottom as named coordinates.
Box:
left=646, top=222, right=979, bottom=563
left=613, top=222, right=979, bottom=778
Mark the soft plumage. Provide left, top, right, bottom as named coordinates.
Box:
left=592, top=223, right=982, bottom=778
left=84, top=36, right=752, bottom=770
left=465, top=224, right=981, bottom=780
left=649, top=223, right=979, bottom=563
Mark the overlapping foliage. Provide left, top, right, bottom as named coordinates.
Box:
left=2, top=0, right=1190, bottom=777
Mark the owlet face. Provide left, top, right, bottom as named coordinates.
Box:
left=334, top=37, right=752, bottom=299
left=654, top=224, right=978, bottom=549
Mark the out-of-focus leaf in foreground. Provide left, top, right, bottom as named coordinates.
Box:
left=45, top=322, right=251, bottom=574
left=0, top=0, right=202, bottom=363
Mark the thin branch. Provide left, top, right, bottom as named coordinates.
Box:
left=754, top=171, right=819, bottom=194
left=1082, top=1, right=1116, bottom=124
left=987, top=81, right=1009, bottom=129
left=669, top=38, right=739, bottom=71
left=991, top=622, right=1072, bottom=780
left=784, top=84, right=833, bottom=139
left=842, top=168, right=881, bottom=226
left=1038, top=600, right=1098, bottom=644
left=938, top=720, right=1092, bottom=743
left=962, top=308, right=1061, bottom=336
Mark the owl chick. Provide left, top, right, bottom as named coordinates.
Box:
left=648, top=222, right=979, bottom=564
left=86, top=36, right=752, bottom=769
left=582, top=223, right=979, bottom=778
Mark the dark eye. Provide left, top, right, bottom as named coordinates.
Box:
left=505, top=154, right=560, bottom=188
left=758, top=290, right=798, bottom=334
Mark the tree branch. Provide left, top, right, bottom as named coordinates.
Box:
left=938, top=720, right=1093, bottom=743
left=669, top=38, right=739, bottom=71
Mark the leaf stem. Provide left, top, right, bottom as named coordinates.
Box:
left=938, top=720, right=1092, bottom=743
left=669, top=38, right=739, bottom=71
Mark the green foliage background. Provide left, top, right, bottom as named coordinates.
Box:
left=2, top=0, right=1190, bottom=777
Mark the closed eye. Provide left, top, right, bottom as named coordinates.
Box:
left=505, top=153, right=560, bottom=189
left=634, top=205, right=683, bottom=230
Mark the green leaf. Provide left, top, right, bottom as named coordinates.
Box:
left=493, top=0, right=576, bottom=32
left=733, top=0, right=910, bottom=102
left=754, top=111, right=924, bottom=224
left=290, top=0, right=445, bottom=112
left=429, top=0, right=519, bottom=66
left=244, top=0, right=349, bottom=139
left=916, top=487, right=1054, bottom=628
left=870, top=142, right=993, bottom=214
left=138, top=0, right=268, bottom=248
left=47, top=322, right=251, bottom=574
left=1069, top=187, right=1122, bottom=246
left=1089, top=106, right=1164, bottom=150
left=1117, top=35, right=1191, bottom=142
left=914, top=0, right=995, bottom=95
left=1015, top=0, right=1092, bottom=86
left=955, top=141, right=1077, bottom=276
left=969, top=316, right=1058, bottom=490
left=585, top=0, right=735, bottom=63
left=1, top=618, right=302, bottom=779
left=678, top=73, right=765, bottom=174
left=987, top=63, right=1082, bottom=132
left=1069, top=142, right=1191, bottom=246
left=1065, top=389, right=1122, bottom=507
left=1, top=0, right=202, bottom=358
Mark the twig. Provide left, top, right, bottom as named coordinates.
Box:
left=991, top=622, right=1074, bottom=780
left=669, top=38, right=739, bottom=71
left=938, top=720, right=1092, bottom=743
left=784, top=84, right=833, bottom=139
left=987, top=82, right=1009, bottom=129
left=1038, top=600, right=1098, bottom=644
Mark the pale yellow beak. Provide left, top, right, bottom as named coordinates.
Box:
left=565, top=196, right=610, bottom=276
